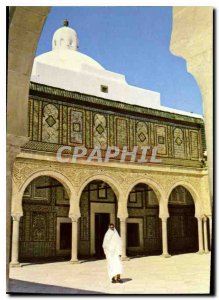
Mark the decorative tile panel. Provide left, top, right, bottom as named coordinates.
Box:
left=20, top=176, right=70, bottom=259
left=62, top=106, right=68, bottom=145
left=32, top=212, right=47, bottom=241
left=69, top=109, right=84, bottom=145
left=42, top=104, right=59, bottom=144
left=115, top=117, right=129, bottom=148
left=173, top=128, right=185, bottom=158
left=85, top=110, right=91, bottom=148
left=155, top=125, right=167, bottom=156
left=59, top=106, right=63, bottom=144
left=93, top=114, right=108, bottom=149
left=129, top=119, right=135, bottom=149
left=27, top=89, right=204, bottom=167
left=109, top=115, right=114, bottom=146
left=28, top=100, right=33, bottom=139
left=136, top=122, right=149, bottom=147
left=190, top=130, right=199, bottom=159
left=32, top=100, right=39, bottom=141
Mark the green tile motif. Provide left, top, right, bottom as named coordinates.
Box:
left=45, top=116, right=56, bottom=127
left=138, top=132, right=147, bottom=143
left=27, top=82, right=206, bottom=167
left=96, top=124, right=104, bottom=135
left=175, top=137, right=183, bottom=146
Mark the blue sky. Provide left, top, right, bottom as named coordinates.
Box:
left=36, top=6, right=203, bottom=115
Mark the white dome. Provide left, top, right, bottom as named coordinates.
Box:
left=32, top=49, right=104, bottom=73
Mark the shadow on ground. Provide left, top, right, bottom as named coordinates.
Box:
left=121, top=278, right=132, bottom=283
left=8, top=279, right=105, bottom=295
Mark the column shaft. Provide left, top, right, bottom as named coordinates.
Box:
left=120, top=219, right=129, bottom=260
left=70, top=219, right=79, bottom=263
left=161, top=218, right=171, bottom=257
left=197, top=217, right=204, bottom=254
left=10, top=216, right=21, bottom=266
left=203, top=217, right=209, bottom=253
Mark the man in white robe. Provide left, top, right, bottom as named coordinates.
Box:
left=102, top=223, right=123, bottom=283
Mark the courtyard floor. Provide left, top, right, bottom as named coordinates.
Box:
left=8, top=253, right=211, bottom=295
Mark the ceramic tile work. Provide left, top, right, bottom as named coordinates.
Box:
left=173, top=128, right=185, bottom=158
left=115, top=117, right=129, bottom=148
left=190, top=130, right=199, bottom=159
left=136, top=122, right=149, bottom=147
left=155, top=125, right=167, bottom=156
left=69, top=109, right=83, bottom=144
left=42, top=104, right=59, bottom=144
left=27, top=86, right=204, bottom=166
left=93, top=114, right=108, bottom=149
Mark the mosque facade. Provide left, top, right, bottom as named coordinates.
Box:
left=10, top=21, right=211, bottom=265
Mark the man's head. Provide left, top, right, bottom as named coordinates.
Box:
left=109, top=223, right=115, bottom=231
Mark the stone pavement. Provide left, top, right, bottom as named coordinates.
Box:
left=9, top=253, right=211, bottom=295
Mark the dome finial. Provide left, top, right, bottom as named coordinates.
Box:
left=52, top=20, right=79, bottom=51
left=63, top=19, right=69, bottom=27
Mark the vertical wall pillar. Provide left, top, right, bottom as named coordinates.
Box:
left=70, top=216, right=80, bottom=263
left=197, top=217, right=204, bottom=254
left=203, top=216, right=209, bottom=253
left=10, top=214, right=22, bottom=267
left=161, top=217, right=171, bottom=258
left=119, top=217, right=129, bottom=261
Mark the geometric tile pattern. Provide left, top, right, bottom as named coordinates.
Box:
left=45, top=115, right=56, bottom=127
left=93, top=113, right=107, bottom=149
left=96, top=124, right=104, bottom=135
left=28, top=96, right=202, bottom=162
left=173, top=128, right=185, bottom=158
left=156, top=125, right=167, bottom=155
left=70, top=110, right=83, bottom=144
left=175, top=136, right=183, bottom=146
left=42, top=104, right=59, bottom=144
left=158, top=136, right=165, bottom=144
left=138, top=132, right=146, bottom=143
left=136, top=122, right=148, bottom=146
left=190, top=131, right=199, bottom=159
left=116, top=118, right=128, bottom=148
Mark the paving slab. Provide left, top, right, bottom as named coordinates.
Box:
left=8, top=253, right=211, bottom=295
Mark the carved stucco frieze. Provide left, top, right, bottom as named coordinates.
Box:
left=13, top=158, right=206, bottom=213
left=13, top=161, right=41, bottom=189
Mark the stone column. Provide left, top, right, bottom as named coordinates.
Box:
left=207, top=215, right=212, bottom=250
left=119, top=217, right=129, bottom=261
left=161, top=217, right=171, bottom=258
left=70, top=216, right=79, bottom=263
left=197, top=217, right=204, bottom=254
left=10, top=214, right=22, bottom=267
left=203, top=216, right=209, bottom=253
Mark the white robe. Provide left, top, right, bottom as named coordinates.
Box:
left=102, top=228, right=123, bottom=279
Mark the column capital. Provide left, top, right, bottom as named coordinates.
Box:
left=203, top=216, right=208, bottom=222
left=159, top=215, right=169, bottom=222
left=196, top=215, right=204, bottom=221
left=11, top=214, right=22, bottom=222
left=69, top=214, right=80, bottom=222
left=118, top=215, right=128, bottom=222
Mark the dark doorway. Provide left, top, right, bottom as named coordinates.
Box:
left=95, top=213, right=110, bottom=258
left=168, top=205, right=198, bottom=254
left=60, top=223, right=72, bottom=250
left=127, top=223, right=140, bottom=247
